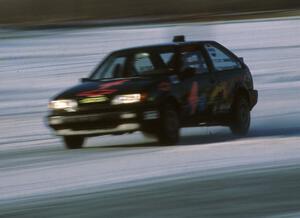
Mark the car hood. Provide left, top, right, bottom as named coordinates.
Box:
left=54, top=77, right=160, bottom=100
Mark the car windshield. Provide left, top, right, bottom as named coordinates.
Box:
left=90, top=51, right=176, bottom=80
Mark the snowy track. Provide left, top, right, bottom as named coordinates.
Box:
left=1, top=18, right=300, bottom=217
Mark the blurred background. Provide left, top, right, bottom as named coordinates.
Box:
left=1, top=1, right=300, bottom=218
left=0, top=0, right=299, bottom=26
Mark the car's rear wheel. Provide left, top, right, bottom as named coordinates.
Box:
left=230, top=96, right=251, bottom=136
left=156, top=104, right=180, bottom=145
left=63, top=136, right=84, bottom=149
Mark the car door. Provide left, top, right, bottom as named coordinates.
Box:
left=178, top=45, right=214, bottom=122
left=203, top=42, right=243, bottom=114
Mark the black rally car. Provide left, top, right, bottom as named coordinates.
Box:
left=47, top=36, right=258, bottom=149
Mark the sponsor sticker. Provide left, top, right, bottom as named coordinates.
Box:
left=188, top=82, right=199, bottom=114
left=169, top=75, right=179, bottom=84
left=198, top=95, right=207, bottom=112
left=79, top=96, right=108, bottom=104
left=158, top=82, right=171, bottom=92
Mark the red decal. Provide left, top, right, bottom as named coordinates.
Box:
left=188, top=82, right=199, bottom=114
left=158, top=82, right=171, bottom=92
left=77, top=89, right=117, bottom=97
left=101, top=80, right=129, bottom=89
left=77, top=79, right=129, bottom=97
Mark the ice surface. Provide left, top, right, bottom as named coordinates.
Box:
left=0, top=18, right=300, bottom=209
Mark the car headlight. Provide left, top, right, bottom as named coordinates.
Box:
left=111, top=94, right=143, bottom=105
left=48, top=99, right=78, bottom=111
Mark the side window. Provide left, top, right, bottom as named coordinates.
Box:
left=160, top=53, right=175, bottom=65
left=133, top=53, right=155, bottom=75
left=204, top=44, right=241, bottom=71
left=97, top=56, right=126, bottom=79
left=182, top=51, right=208, bottom=74
left=160, top=52, right=176, bottom=69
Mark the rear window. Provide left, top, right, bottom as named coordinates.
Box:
left=204, top=44, right=241, bottom=71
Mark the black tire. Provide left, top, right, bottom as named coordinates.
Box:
left=230, top=97, right=251, bottom=136
left=156, top=104, right=180, bottom=145
left=63, top=136, right=84, bottom=149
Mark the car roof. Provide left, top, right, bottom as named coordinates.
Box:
left=111, top=41, right=217, bottom=55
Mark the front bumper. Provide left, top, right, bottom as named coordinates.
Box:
left=47, top=109, right=160, bottom=136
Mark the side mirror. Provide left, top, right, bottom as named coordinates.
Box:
left=180, top=67, right=197, bottom=80
left=80, top=78, right=90, bottom=83
left=239, top=57, right=244, bottom=63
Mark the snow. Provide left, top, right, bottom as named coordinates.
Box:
left=0, top=17, right=300, bottom=206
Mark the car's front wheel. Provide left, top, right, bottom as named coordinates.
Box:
left=230, top=96, right=251, bottom=136
left=63, top=136, right=85, bottom=149
left=156, top=104, right=180, bottom=145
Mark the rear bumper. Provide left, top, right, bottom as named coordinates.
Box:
left=249, top=89, right=258, bottom=109
left=47, top=109, right=160, bottom=137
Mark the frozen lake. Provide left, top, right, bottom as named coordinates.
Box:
left=1, top=17, right=300, bottom=217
